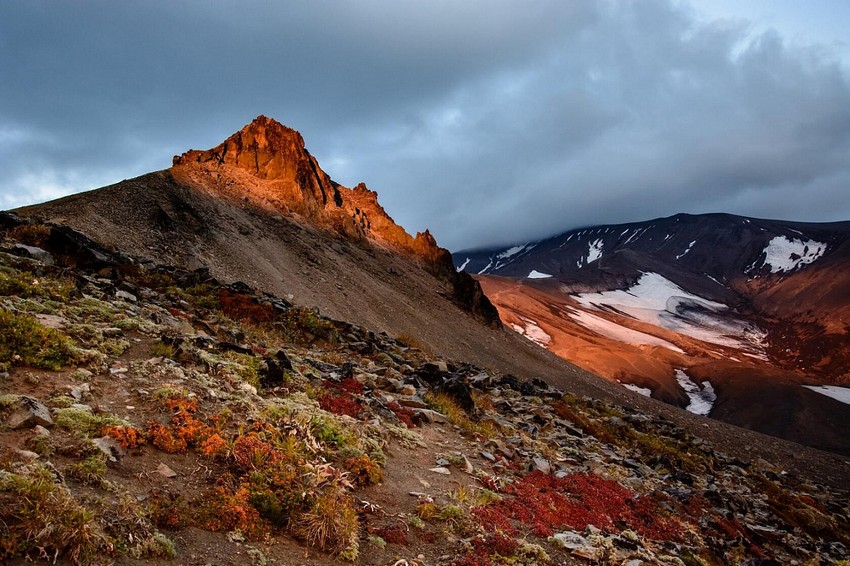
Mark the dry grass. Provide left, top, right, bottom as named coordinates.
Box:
left=424, top=392, right=497, bottom=438
left=0, top=463, right=111, bottom=564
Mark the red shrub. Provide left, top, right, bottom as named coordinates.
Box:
left=319, top=391, right=362, bottom=418
left=200, top=433, right=229, bottom=459
left=147, top=422, right=187, bottom=453
left=231, top=432, right=279, bottom=472
left=387, top=401, right=415, bottom=428
left=102, top=425, right=145, bottom=449
left=472, top=471, right=680, bottom=541
left=217, top=290, right=275, bottom=322
left=371, top=523, right=407, bottom=545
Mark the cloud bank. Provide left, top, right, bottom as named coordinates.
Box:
left=1, top=0, right=849, bottom=249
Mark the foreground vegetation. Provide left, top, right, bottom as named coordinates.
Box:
left=1, top=221, right=848, bottom=565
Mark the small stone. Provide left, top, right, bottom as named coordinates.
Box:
left=411, top=408, right=448, bottom=424
left=14, top=449, right=40, bottom=461
left=480, top=451, right=496, bottom=462
left=157, top=463, right=178, bottom=478
left=33, top=425, right=51, bottom=437
left=435, top=458, right=450, bottom=467
left=115, top=289, right=137, bottom=303
left=429, top=467, right=451, bottom=475
left=6, top=396, right=53, bottom=430
left=239, top=382, right=258, bottom=395
left=463, top=455, right=474, bottom=474
left=94, top=436, right=125, bottom=462
left=12, top=244, right=53, bottom=265
left=109, top=367, right=128, bottom=375
left=70, top=383, right=91, bottom=401
left=532, top=456, right=551, bottom=474
left=396, top=395, right=429, bottom=409
left=398, top=384, right=417, bottom=396
left=551, top=531, right=590, bottom=550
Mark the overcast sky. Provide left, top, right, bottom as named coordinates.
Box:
left=2, top=1, right=849, bottom=250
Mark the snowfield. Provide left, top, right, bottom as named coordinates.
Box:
left=573, top=272, right=765, bottom=352
left=587, top=239, right=604, bottom=263
left=574, top=272, right=725, bottom=313
left=511, top=318, right=551, bottom=347
left=622, top=383, right=652, bottom=397
left=567, top=309, right=684, bottom=353
left=527, top=270, right=553, bottom=279
left=498, top=244, right=529, bottom=260
left=803, top=385, right=850, bottom=406
left=675, top=369, right=716, bottom=415
left=762, top=236, right=826, bottom=273
left=456, top=258, right=470, bottom=272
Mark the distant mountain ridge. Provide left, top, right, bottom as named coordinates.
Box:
left=454, top=212, right=850, bottom=455
left=455, top=212, right=850, bottom=287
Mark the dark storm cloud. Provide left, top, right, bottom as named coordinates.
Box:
left=1, top=1, right=849, bottom=250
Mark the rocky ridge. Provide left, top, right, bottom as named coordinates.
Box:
left=1, top=214, right=849, bottom=564
left=171, top=116, right=497, bottom=326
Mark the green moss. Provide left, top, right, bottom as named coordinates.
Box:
left=49, top=394, right=77, bottom=409
left=66, top=297, right=122, bottom=323
left=0, top=307, right=79, bottom=371
left=367, top=535, right=386, bottom=549
left=0, top=267, right=75, bottom=301
left=54, top=407, right=129, bottom=437
left=150, top=340, right=177, bottom=359
left=221, top=350, right=262, bottom=388
left=66, top=454, right=108, bottom=485
left=136, top=532, right=176, bottom=558
left=312, top=416, right=358, bottom=450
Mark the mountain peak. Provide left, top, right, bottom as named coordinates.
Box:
left=173, top=115, right=309, bottom=180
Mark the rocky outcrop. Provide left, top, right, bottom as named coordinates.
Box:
left=173, top=115, right=500, bottom=326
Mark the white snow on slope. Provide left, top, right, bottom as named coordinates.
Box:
left=477, top=260, right=493, bottom=275
left=674, top=369, right=716, bottom=415
left=511, top=319, right=551, bottom=347
left=622, top=383, right=652, bottom=397
left=803, top=385, right=850, bottom=405
left=762, top=236, right=826, bottom=273
left=573, top=272, right=766, bottom=352
left=497, top=244, right=528, bottom=260
left=675, top=240, right=696, bottom=260
left=575, top=272, right=725, bottom=313
left=587, top=239, right=604, bottom=263
left=527, top=270, right=553, bottom=279
left=456, top=258, right=470, bottom=272
left=568, top=309, right=684, bottom=353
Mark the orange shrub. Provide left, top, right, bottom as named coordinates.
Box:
left=101, top=425, right=145, bottom=449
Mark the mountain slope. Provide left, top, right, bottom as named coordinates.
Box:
left=12, top=116, right=850, bottom=481
left=454, top=213, right=850, bottom=454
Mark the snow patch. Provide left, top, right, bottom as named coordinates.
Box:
left=675, top=240, right=696, bottom=260
left=674, top=370, right=716, bottom=415
left=573, top=273, right=765, bottom=352
left=568, top=309, right=684, bottom=353
left=512, top=318, right=551, bottom=347
left=456, top=258, right=470, bottom=272
left=497, top=244, right=528, bottom=260
left=622, top=383, right=652, bottom=397
left=762, top=236, right=826, bottom=273
left=527, top=270, right=553, bottom=279
left=803, top=385, right=850, bottom=405
left=477, top=260, right=493, bottom=275
left=587, top=239, right=604, bottom=263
